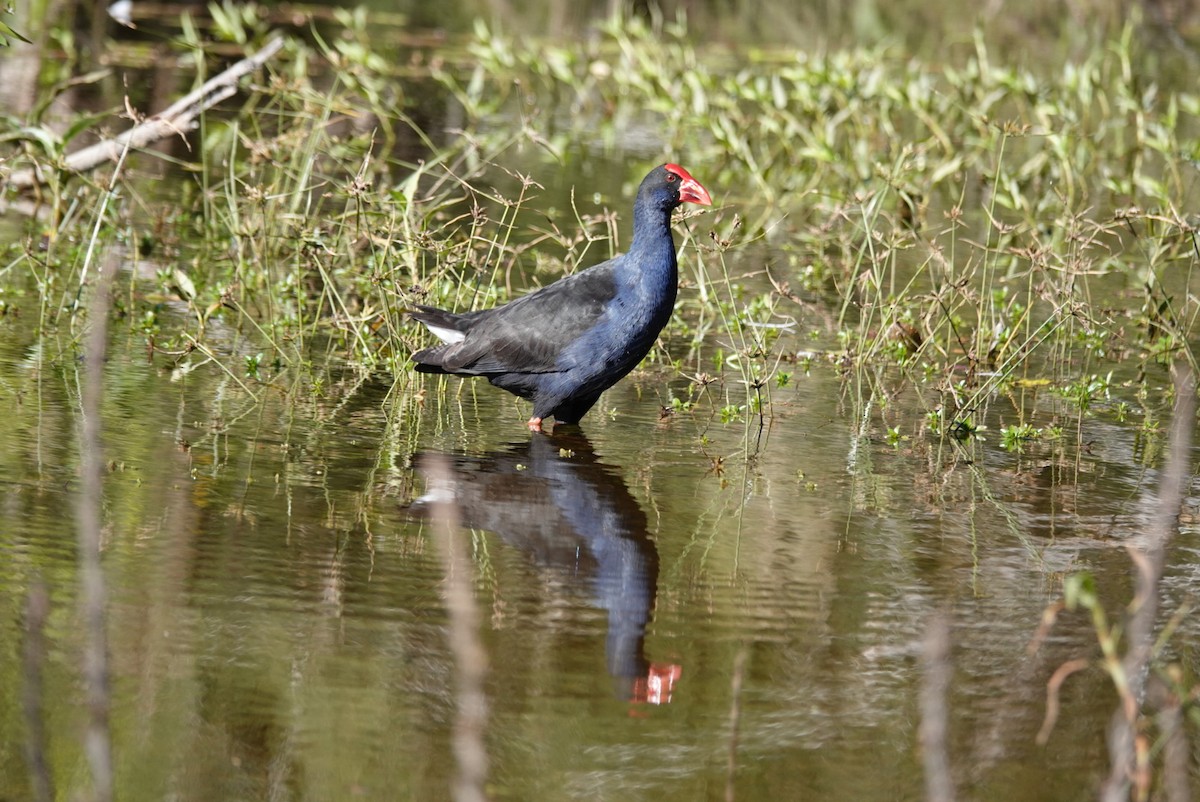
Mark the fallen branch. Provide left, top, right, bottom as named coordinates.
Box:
left=2, top=35, right=284, bottom=189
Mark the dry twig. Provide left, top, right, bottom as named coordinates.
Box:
left=1100, top=362, right=1195, bottom=802
left=3, top=36, right=283, bottom=189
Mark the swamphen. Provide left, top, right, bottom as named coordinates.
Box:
left=410, top=163, right=712, bottom=430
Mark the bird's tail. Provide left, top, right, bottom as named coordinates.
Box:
left=410, top=305, right=472, bottom=372
left=410, top=305, right=480, bottom=342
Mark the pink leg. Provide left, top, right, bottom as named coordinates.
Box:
left=526, top=416, right=544, bottom=432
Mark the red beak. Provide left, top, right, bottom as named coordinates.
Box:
left=664, top=163, right=713, bottom=206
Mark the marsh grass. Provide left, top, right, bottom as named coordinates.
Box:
left=5, top=11, right=1194, bottom=414
left=427, top=14, right=1200, bottom=483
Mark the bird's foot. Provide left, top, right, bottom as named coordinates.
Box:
left=526, top=417, right=544, bottom=432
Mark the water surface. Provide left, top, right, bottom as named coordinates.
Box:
left=1, top=307, right=1196, bottom=800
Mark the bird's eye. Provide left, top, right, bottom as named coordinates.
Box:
left=665, top=172, right=676, bottom=182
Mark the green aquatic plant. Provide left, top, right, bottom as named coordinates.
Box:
left=998, top=422, right=1039, bottom=453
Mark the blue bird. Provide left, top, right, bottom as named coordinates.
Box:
left=410, top=163, right=713, bottom=430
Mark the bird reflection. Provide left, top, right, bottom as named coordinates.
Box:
left=412, top=429, right=680, bottom=704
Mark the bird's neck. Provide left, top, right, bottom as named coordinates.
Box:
left=628, top=203, right=677, bottom=267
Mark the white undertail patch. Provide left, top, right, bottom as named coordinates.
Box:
left=422, top=323, right=466, bottom=344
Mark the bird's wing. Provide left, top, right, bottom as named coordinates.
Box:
left=437, top=261, right=620, bottom=376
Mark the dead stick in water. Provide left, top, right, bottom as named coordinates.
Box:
left=77, top=250, right=121, bottom=802
left=1100, top=361, right=1195, bottom=802
left=919, top=612, right=955, bottom=802
left=22, top=580, right=53, bottom=802
left=724, top=648, right=748, bottom=802
left=427, top=455, right=490, bottom=802
left=71, top=134, right=138, bottom=802
left=3, top=35, right=283, bottom=189
left=1150, top=674, right=1192, bottom=802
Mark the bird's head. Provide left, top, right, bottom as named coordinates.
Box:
left=639, top=163, right=713, bottom=212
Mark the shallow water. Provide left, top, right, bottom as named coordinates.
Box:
left=0, top=303, right=1197, bottom=800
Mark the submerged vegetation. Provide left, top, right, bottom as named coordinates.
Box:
left=2, top=2, right=1200, bottom=798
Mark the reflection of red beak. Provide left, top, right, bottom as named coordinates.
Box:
left=630, top=662, right=683, bottom=706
